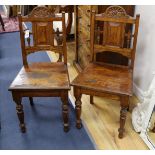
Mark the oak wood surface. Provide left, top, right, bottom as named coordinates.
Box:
left=71, top=63, right=132, bottom=96
left=49, top=42, right=148, bottom=149
left=72, top=6, right=140, bottom=138
left=74, top=5, right=135, bottom=70
left=9, top=62, right=70, bottom=90
left=9, top=6, right=70, bottom=133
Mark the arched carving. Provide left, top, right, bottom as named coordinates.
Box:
left=28, top=6, right=54, bottom=18
left=103, top=6, right=129, bottom=18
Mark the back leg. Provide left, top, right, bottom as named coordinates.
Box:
left=90, top=96, right=94, bottom=105
left=29, top=97, right=34, bottom=106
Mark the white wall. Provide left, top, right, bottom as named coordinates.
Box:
left=133, top=5, right=155, bottom=100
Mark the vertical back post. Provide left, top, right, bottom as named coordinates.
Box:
left=62, top=11, right=67, bottom=64
left=18, top=13, right=28, bottom=67
left=18, top=13, right=28, bottom=66
left=131, top=14, right=140, bottom=69
left=90, top=10, right=95, bottom=62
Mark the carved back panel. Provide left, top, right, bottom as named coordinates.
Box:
left=32, top=22, right=54, bottom=46
left=103, top=22, right=125, bottom=47
left=91, top=6, right=140, bottom=69
left=103, top=6, right=128, bottom=48
left=18, top=6, right=67, bottom=66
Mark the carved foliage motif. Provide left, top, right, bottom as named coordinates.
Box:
left=29, top=6, right=54, bottom=18
left=103, top=6, right=129, bottom=18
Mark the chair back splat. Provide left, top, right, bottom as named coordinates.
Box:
left=9, top=6, right=70, bottom=133
left=90, top=6, right=140, bottom=69
left=71, top=6, right=140, bottom=139
left=18, top=6, right=67, bottom=66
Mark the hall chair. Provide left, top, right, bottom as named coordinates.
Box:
left=8, top=6, right=70, bottom=133
left=71, top=6, right=140, bottom=138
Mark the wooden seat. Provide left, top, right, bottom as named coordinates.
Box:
left=9, top=62, right=70, bottom=90
left=72, top=63, right=132, bottom=96
left=8, top=6, right=70, bottom=133
left=71, top=6, right=140, bottom=138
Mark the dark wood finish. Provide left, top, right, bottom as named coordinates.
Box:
left=98, top=5, right=135, bottom=16
left=74, top=5, right=135, bottom=70
left=8, top=6, right=70, bottom=133
left=71, top=6, right=140, bottom=138
left=0, top=13, right=5, bottom=31
left=96, top=5, right=135, bottom=66
left=72, top=63, right=133, bottom=95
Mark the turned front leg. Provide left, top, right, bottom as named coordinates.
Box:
left=74, top=88, right=82, bottom=129
left=61, top=92, right=69, bottom=132
left=12, top=93, right=26, bottom=133
left=118, top=95, right=129, bottom=138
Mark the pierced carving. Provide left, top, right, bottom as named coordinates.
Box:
left=103, top=6, right=129, bottom=18
left=29, top=6, right=54, bottom=18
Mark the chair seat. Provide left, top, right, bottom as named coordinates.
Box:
left=71, top=63, right=133, bottom=96
left=9, top=62, right=70, bottom=91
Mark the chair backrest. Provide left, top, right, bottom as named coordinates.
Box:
left=18, top=6, right=67, bottom=67
left=90, top=6, right=140, bottom=69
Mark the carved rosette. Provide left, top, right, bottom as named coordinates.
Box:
left=28, top=6, right=54, bottom=18
left=102, top=6, right=129, bottom=18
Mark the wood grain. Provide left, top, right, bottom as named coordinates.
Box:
left=71, top=62, right=133, bottom=96
left=9, top=6, right=70, bottom=133
left=71, top=6, right=140, bottom=138
left=9, top=62, right=70, bottom=90
left=49, top=42, right=148, bottom=149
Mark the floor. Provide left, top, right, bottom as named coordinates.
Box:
left=148, top=112, right=155, bottom=145
left=0, top=32, right=95, bottom=150
left=48, top=42, right=148, bottom=150
left=0, top=5, right=149, bottom=150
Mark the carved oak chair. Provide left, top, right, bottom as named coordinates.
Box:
left=71, top=6, right=140, bottom=138
left=8, top=6, right=70, bottom=133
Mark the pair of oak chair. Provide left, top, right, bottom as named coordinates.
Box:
left=9, top=6, right=140, bottom=138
